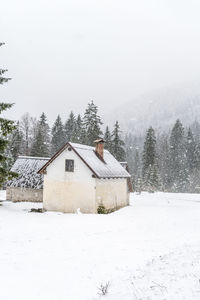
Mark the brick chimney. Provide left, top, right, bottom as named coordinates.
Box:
left=94, top=139, right=105, bottom=160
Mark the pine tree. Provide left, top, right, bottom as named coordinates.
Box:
left=51, top=115, right=66, bottom=155
left=65, top=111, right=76, bottom=142
left=83, top=101, right=103, bottom=146
left=30, top=113, right=50, bottom=157
left=186, top=128, right=197, bottom=171
left=73, top=114, right=85, bottom=143
left=169, top=119, right=189, bottom=192
left=142, top=127, right=159, bottom=191
left=0, top=43, right=11, bottom=85
left=0, top=43, right=17, bottom=187
left=111, top=121, right=126, bottom=161
left=142, top=127, right=156, bottom=176
left=104, top=126, right=112, bottom=152
left=191, top=120, right=200, bottom=143
left=132, top=149, right=142, bottom=192
left=157, top=134, right=171, bottom=191
left=185, top=128, right=200, bottom=192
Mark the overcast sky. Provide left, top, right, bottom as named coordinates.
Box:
left=1, top=0, right=200, bottom=123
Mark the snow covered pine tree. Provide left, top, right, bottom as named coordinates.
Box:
left=111, top=121, right=126, bottom=161
left=142, top=126, right=160, bottom=192
left=83, top=101, right=103, bottom=146
left=169, top=119, right=189, bottom=192
left=0, top=43, right=17, bottom=187
left=51, top=115, right=66, bottom=155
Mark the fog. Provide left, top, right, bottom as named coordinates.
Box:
left=1, top=0, right=200, bottom=123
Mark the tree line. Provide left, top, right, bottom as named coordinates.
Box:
left=125, top=119, right=200, bottom=193
left=6, top=101, right=126, bottom=165
left=6, top=101, right=200, bottom=193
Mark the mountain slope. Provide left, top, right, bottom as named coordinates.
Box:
left=105, top=81, right=200, bottom=134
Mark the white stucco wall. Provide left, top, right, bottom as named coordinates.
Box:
left=6, top=187, right=43, bottom=202
left=43, top=147, right=96, bottom=213
left=95, top=178, right=129, bottom=212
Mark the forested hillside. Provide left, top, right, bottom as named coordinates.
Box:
left=105, top=81, right=200, bottom=135
left=125, top=119, right=200, bottom=193
left=6, top=99, right=200, bottom=194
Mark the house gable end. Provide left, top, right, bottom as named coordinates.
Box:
left=38, top=142, right=99, bottom=178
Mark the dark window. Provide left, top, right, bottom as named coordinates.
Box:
left=65, top=159, right=74, bottom=172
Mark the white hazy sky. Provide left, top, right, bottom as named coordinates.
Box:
left=1, top=0, right=200, bottom=123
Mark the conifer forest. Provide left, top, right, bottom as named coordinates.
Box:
left=5, top=99, right=200, bottom=194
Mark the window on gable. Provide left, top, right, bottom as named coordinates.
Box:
left=65, top=159, right=74, bottom=172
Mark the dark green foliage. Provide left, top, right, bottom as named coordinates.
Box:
left=51, top=115, right=66, bottom=155
left=132, top=149, right=141, bottom=192
left=73, top=114, right=86, bottom=143
left=65, top=111, right=76, bottom=142
left=124, top=133, right=144, bottom=191
left=31, top=113, right=50, bottom=157
left=97, top=204, right=107, bottom=214
left=0, top=47, right=11, bottom=85
left=157, top=134, right=171, bottom=191
left=104, top=126, right=112, bottom=152
left=142, top=127, right=160, bottom=191
left=185, top=128, right=200, bottom=192
left=186, top=128, right=197, bottom=171
left=142, top=127, right=156, bottom=176
left=124, top=120, right=200, bottom=193
left=111, top=121, right=126, bottom=161
left=169, top=119, right=189, bottom=192
left=83, top=101, right=103, bottom=146
left=0, top=43, right=17, bottom=187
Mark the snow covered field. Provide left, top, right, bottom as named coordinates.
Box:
left=1, top=191, right=200, bottom=300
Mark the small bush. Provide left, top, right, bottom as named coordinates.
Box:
left=97, top=281, right=110, bottom=296
left=97, top=204, right=107, bottom=214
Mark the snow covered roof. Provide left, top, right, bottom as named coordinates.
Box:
left=39, top=142, right=130, bottom=178
left=7, top=156, right=50, bottom=189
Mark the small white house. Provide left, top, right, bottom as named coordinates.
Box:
left=38, top=139, right=131, bottom=213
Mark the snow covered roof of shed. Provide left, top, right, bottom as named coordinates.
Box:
left=38, top=142, right=130, bottom=178
left=7, top=156, right=50, bottom=189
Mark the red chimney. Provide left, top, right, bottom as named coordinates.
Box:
left=94, top=139, right=105, bottom=159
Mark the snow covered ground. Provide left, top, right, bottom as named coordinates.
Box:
left=1, top=191, right=200, bottom=300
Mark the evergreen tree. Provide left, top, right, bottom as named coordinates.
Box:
left=0, top=43, right=10, bottom=85
left=132, top=149, right=142, bottom=192
left=73, top=114, right=85, bottom=143
left=30, top=113, right=50, bottom=157
left=51, top=115, right=66, bottom=155
left=186, top=128, right=197, bottom=171
left=185, top=128, right=200, bottom=192
left=83, top=101, right=103, bottom=146
left=65, top=111, right=76, bottom=142
left=142, top=127, right=156, bottom=176
left=111, top=121, right=126, bottom=161
left=157, top=134, right=171, bottom=191
left=191, top=120, right=200, bottom=143
left=124, top=133, right=144, bottom=180
left=142, top=127, right=159, bottom=191
left=169, top=119, right=189, bottom=192
left=104, top=126, right=112, bottom=152
left=0, top=43, right=17, bottom=187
